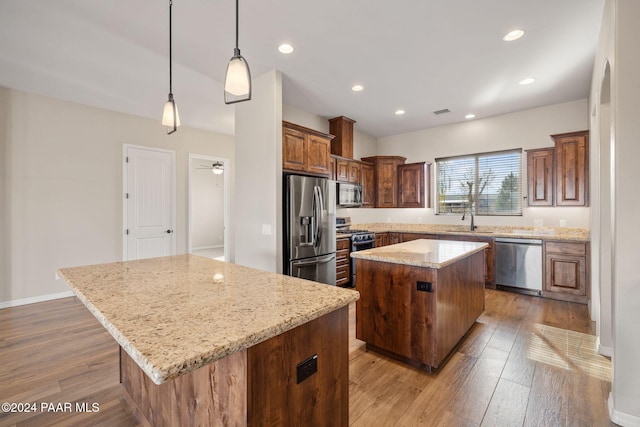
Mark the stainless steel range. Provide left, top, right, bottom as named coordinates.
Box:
left=336, top=218, right=375, bottom=287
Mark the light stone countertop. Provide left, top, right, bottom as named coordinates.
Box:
left=57, top=254, right=359, bottom=385
left=353, top=223, right=590, bottom=242
left=351, top=239, right=488, bottom=268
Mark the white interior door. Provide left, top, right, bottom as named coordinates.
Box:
left=124, top=145, right=176, bottom=261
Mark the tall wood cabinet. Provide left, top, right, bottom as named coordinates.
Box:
left=282, top=121, right=333, bottom=176
left=361, top=162, right=375, bottom=208
left=361, top=156, right=407, bottom=208
left=526, top=130, right=589, bottom=207
left=329, top=116, right=355, bottom=159
left=553, top=131, right=589, bottom=206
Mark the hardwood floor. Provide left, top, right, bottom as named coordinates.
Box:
left=1, top=290, right=614, bottom=426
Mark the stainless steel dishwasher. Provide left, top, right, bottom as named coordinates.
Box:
left=495, top=237, right=543, bottom=294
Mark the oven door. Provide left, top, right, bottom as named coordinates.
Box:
left=351, top=238, right=375, bottom=287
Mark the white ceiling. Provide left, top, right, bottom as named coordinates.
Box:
left=0, top=0, right=604, bottom=138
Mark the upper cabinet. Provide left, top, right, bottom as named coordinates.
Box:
left=526, top=148, right=555, bottom=206
left=361, top=156, right=407, bottom=208
left=398, top=162, right=431, bottom=208
left=282, top=121, right=334, bottom=177
left=553, top=130, right=589, bottom=206
left=329, top=116, right=355, bottom=159
left=361, top=162, right=375, bottom=208
left=526, top=130, right=589, bottom=207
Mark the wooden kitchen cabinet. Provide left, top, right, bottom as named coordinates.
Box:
left=336, top=236, right=351, bottom=288
left=398, top=162, right=430, bottom=208
left=332, top=155, right=363, bottom=184
left=335, top=157, right=349, bottom=181
left=361, top=156, right=407, bottom=208
left=400, top=233, right=438, bottom=242
left=348, top=161, right=361, bottom=183
left=543, top=240, right=589, bottom=304
left=282, top=121, right=333, bottom=177
left=329, top=156, right=337, bottom=180
left=361, top=162, right=375, bottom=208
left=526, top=148, right=555, bottom=206
left=388, top=232, right=401, bottom=245
left=329, top=116, right=355, bottom=159
left=375, top=232, right=389, bottom=247
left=553, top=131, right=589, bottom=206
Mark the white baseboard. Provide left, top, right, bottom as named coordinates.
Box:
left=609, top=393, right=640, bottom=426
left=192, top=244, right=223, bottom=251
left=0, top=291, right=75, bottom=309
left=597, top=336, right=613, bottom=357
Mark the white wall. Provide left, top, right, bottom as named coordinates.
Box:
left=190, top=157, right=225, bottom=249
left=590, top=0, right=640, bottom=425
left=0, top=87, right=234, bottom=306
left=346, top=100, right=591, bottom=228
left=233, top=70, right=283, bottom=272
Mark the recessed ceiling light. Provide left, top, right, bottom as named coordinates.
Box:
left=278, top=44, right=294, bottom=54
left=351, top=85, right=364, bottom=92
left=519, top=77, right=536, bottom=85
left=503, top=29, right=525, bottom=42
left=465, top=114, right=476, bottom=119
left=395, top=110, right=405, bottom=115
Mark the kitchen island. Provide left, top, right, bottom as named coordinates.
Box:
left=351, top=239, right=487, bottom=371
left=58, top=254, right=359, bottom=426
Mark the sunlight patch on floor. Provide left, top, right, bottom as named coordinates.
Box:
left=526, top=323, right=611, bottom=381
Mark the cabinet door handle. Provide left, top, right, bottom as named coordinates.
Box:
left=166, top=230, right=173, bottom=234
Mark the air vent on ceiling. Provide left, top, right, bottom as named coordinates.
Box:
left=433, top=109, right=451, bottom=115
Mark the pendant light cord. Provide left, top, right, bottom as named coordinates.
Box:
left=235, top=0, right=239, bottom=51
left=169, top=0, right=173, bottom=95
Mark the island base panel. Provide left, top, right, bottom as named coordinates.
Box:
left=247, top=305, right=349, bottom=427
left=121, top=347, right=247, bottom=427
left=356, top=251, right=485, bottom=370
left=120, top=306, right=349, bottom=427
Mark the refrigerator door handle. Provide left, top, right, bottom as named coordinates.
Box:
left=291, top=254, right=336, bottom=268
left=313, top=186, right=323, bottom=248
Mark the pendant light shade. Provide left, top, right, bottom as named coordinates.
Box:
left=163, top=0, right=180, bottom=134
left=224, top=0, right=251, bottom=104
left=162, top=95, right=181, bottom=128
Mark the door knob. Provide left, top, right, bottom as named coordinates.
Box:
left=166, top=229, right=173, bottom=234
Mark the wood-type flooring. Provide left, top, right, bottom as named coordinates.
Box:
left=0, top=289, right=614, bottom=426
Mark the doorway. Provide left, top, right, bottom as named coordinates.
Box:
left=188, top=154, right=230, bottom=261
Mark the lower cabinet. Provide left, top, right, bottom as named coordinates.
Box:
left=336, top=236, right=351, bottom=287
left=400, top=233, right=438, bottom=242
left=543, top=241, right=589, bottom=304
left=375, top=232, right=389, bottom=248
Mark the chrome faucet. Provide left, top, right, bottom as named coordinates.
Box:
left=461, top=210, right=476, bottom=231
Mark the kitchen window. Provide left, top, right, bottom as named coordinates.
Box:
left=435, top=149, right=523, bottom=216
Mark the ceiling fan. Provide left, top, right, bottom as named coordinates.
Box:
left=197, top=161, right=224, bottom=175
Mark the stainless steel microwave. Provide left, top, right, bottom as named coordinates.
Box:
left=336, top=182, right=363, bottom=208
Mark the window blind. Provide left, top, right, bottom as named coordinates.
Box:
left=435, top=149, right=522, bottom=216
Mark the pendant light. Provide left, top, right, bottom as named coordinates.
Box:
left=224, top=0, right=251, bottom=104
left=162, top=0, right=180, bottom=134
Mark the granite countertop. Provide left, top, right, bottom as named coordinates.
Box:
left=58, top=254, right=359, bottom=385
left=353, top=223, right=590, bottom=242
left=351, top=239, right=488, bottom=268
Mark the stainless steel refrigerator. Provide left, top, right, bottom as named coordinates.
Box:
left=283, top=174, right=336, bottom=285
